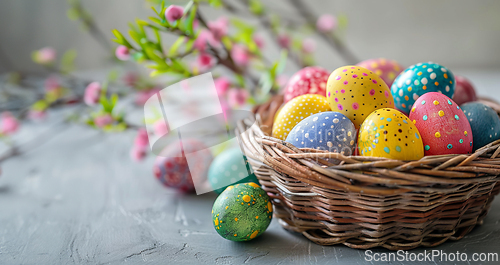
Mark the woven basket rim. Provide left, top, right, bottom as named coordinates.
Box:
left=237, top=95, right=500, bottom=250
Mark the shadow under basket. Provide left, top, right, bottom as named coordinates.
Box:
left=236, top=97, right=500, bottom=250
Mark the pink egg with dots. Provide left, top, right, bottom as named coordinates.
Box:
left=409, top=92, right=473, bottom=156
left=452, top=75, right=477, bottom=105
left=283, top=66, right=329, bottom=102
left=356, top=58, right=403, bottom=87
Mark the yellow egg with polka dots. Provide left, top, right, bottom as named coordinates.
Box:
left=271, top=94, right=331, bottom=140
left=358, top=108, right=424, bottom=160
left=326, top=66, right=395, bottom=129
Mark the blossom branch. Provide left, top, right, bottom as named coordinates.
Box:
left=288, top=0, right=358, bottom=64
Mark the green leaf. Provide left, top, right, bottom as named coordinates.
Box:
left=185, top=38, right=195, bottom=51
left=338, top=14, right=348, bottom=29
left=110, top=93, right=118, bottom=108
left=135, top=19, right=148, bottom=37
left=112, top=29, right=133, bottom=48
left=235, top=74, right=246, bottom=87
left=128, top=29, right=142, bottom=46
left=169, top=36, right=186, bottom=56
left=185, top=3, right=197, bottom=36
left=99, top=95, right=110, bottom=112
left=170, top=58, right=187, bottom=73
left=209, top=0, right=222, bottom=8
left=66, top=8, right=79, bottom=21
left=248, top=0, right=264, bottom=15
left=32, top=100, right=49, bottom=111
left=60, top=49, right=77, bottom=74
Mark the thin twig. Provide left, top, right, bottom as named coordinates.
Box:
left=288, top=0, right=358, bottom=64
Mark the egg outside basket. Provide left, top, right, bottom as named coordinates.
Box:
left=236, top=95, right=500, bottom=250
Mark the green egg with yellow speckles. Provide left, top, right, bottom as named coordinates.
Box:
left=212, top=182, right=273, bottom=241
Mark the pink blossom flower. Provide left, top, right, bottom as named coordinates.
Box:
left=44, top=76, right=60, bottom=92
left=227, top=89, right=249, bottom=108
left=208, top=17, right=229, bottom=41
left=195, top=53, right=215, bottom=72
left=34, top=47, right=56, bottom=64
left=94, top=114, right=113, bottom=128
left=115, top=45, right=130, bottom=61
left=253, top=35, right=265, bottom=49
left=130, top=146, right=147, bottom=162
left=135, top=88, right=160, bottom=106
left=214, top=77, right=231, bottom=96
left=0, top=112, right=19, bottom=135
left=278, top=34, right=291, bottom=49
left=28, top=110, right=47, bottom=121
left=194, top=30, right=219, bottom=51
left=134, top=128, right=149, bottom=148
left=302, top=38, right=316, bottom=53
left=231, top=45, right=250, bottom=67
left=165, top=5, right=184, bottom=23
left=154, top=120, right=169, bottom=136
left=316, top=14, right=337, bottom=32
left=84, top=82, right=102, bottom=106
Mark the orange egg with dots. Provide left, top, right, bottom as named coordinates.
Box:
left=271, top=94, right=331, bottom=140
left=326, top=66, right=395, bottom=129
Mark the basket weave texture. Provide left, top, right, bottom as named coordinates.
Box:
left=238, top=95, right=500, bottom=250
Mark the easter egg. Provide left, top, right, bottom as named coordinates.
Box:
left=285, top=112, right=357, bottom=156
left=391, top=62, right=455, bottom=114
left=212, top=182, right=273, bottom=241
left=461, top=102, right=500, bottom=151
left=272, top=94, right=331, bottom=140
left=208, top=147, right=260, bottom=194
left=358, top=108, right=424, bottom=160
left=283, top=66, right=329, bottom=102
left=452, top=76, right=477, bottom=105
left=154, top=139, right=213, bottom=192
left=356, top=58, right=403, bottom=87
left=409, top=92, right=472, bottom=156
left=326, top=65, right=395, bottom=129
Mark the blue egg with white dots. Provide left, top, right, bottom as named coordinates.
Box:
left=461, top=102, right=500, bottom=151
left=391, top=62, right=455, bottom=114
left=285, top=112, right=357, bottom=156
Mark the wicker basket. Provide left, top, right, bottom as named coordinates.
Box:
left=237, top=95, right=500, bottom=250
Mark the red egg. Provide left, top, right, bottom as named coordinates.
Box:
left=283, top=66, right=329, bottom=102
left=409, top=92, right=473, bottom=156
left=153, top=138, right=213, bottom=192
left=452, top=76, right=477, bottom=105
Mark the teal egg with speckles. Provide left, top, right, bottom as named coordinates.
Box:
left=391, top=62, right=455, bottom=114
left=212, top=182, right=273, bottom=241
left=208, top=148, right=260, bottom=194
left=461, top=102, right=500, bottom=151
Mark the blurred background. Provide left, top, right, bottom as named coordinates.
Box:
left=1, top=0, right=500, bottom=74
